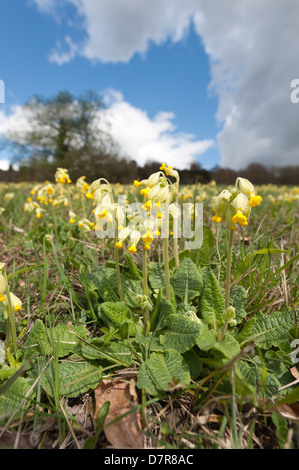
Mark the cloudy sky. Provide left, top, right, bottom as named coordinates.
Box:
left=0, top=0, right=298, bottom=171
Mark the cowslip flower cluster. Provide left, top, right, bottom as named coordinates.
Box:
left=211, top=177, right=262, bottom=230
left=88, top=178, right=125, bottom=234
left=76, top=176, right=91, bottom=196
left=55, top=168, right=72, bottom=184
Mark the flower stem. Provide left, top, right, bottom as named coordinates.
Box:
left=114, top=245, right=124, bottom=302
left=142, top=247, right=150, bottom=332
left=163, top=236, right=171, bottom=301
left=225, top=229, right=234, bottom=310
left=3, top=270, right=18, bottom=355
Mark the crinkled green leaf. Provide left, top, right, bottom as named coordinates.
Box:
left=237, top=360, right=281, bottom=398
left=137, top=350, right=190, bottom=394
left=230, top=286, right=247, bottom=323
left=190, top=225, right=215, bottom=266
left=22, top=319, right=52, bottom=359
left=0, top=377, right=31, bottom=424
left=81, top=338, right=133, bottom=365
left=51, top=324, right=88, bottom=357
left=160, top=314, right=201, bottom=353
left=196, top=323, right=218, bottom=351
left=244, top=308, right=297, bottom=349
left=148, top=262, right=165, bottom=290
left=124, top=252, right=142, bottom=280
left=214, top=333, right=241, bottom=360
left=183, top=349, right=202, bottom=380
left=200, top=269, right=225, bottom=328
left=170, top=258, right=203, bottom=302
left=41, top=361, right=101, bottom=398
left=101, top=301, right=142, bottom=336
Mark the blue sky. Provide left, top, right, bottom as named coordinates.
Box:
left=0, top=1, right=298, bottom=171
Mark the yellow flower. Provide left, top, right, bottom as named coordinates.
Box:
left=142, top=230, right=153, bottom=244
left=140, top=187, right=150, bottom=197
left=85, top=192, right=94, bottom=199
left=128, top=243, right=137, bottom=253
left=0, top=293, right=5, bottom=302
left=232, top=210, right=248, bottom=226
left=134, top=180, right=142, bottom=188
left=144, top=243, right=151, bottom=250
left=69, top=218, right=75, bottom=224
left=115, top=241, right=123, bottom=249
left=249, top=194, right=263, bottom=207
left=142, top=200, right=152, bottom=211
left=211, top=214, right=222, bottom=223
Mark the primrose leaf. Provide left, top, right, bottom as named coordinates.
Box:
left=41, top=361, right=102, bottom=398
left=22, top=319, right=52, bottom=359
left=0, top=377, right=31, bottom=424
left=137, top=350, right=190, bottom=394
left=51, top=324, right=88, bottom=357
left=200, top=269, right=225, bottom=328
left=229, top=286, right=247, bottom=323
left=170, top=258, right=203, bottom=302
left=81, top=338, right=133, bottom=365
left=101, top=302, right=142, bottom=336
left=243, top=308, right=297, bottom=349
left=148, top=262, right=165, bottom=290
left=160, top=314, right=202, bottom=353
left=213, top=333, right=241, bottom=360
left=237, top=360, right=281, bottom=398
left=190, top=225, right=215, bottom=266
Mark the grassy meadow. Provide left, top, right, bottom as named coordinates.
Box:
left=0, top=166, right=298, bottom=450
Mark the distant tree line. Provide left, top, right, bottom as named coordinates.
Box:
left=0, top=90, right=298, bottom=186
left=1, top=160, right=298, bottom=186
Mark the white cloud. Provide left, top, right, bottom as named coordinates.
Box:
left=0, top=159, right=11, bottom=171
left=48, top=35, right=79, bottom=65
left=0, top=91, right=214, bottom=169
left=101, top=89, right=214, bottom=168
left=31, top=0, right=299, bottom=169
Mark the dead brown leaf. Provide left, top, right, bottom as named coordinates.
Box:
left=272, top=403, right=299, bottom=422
left=0, top=431, right=31, bottom=449
left=94, top=378, right=144, bottom=449
left=290, top=367, right=299, bottom=380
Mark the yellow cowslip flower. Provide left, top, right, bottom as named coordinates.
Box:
left=134, top=180, right=142, bottom=188
left=232, top=210, right=248, bottom=226
left=85, top=192, right=94, bottom=200
left=160, top=162, right=179, bottom=180
left=235, top=177, right=262, bottom=207
left=115, top=241, right=123, bottom=249
left=5, top=292, right=22, bottom=312
left=211, top=214, right=222, bottom=223
left=142, top=200, right=152, bottom=211
left=142, top=230, right=154, bottom=244
left=0, top=293, right=5, bottom=302
left=128, top=243, right=137, bottom=253
left=140, top=187, right=150, bottom=197
left=55, top=168, right=71, bottom=184
left=144, top=243, right=151, bottom=251
left=249, top=194, right=263, bottom=207
left=231, top=193, right=250, bottom=226
left=211, top=189, right=232, bottom=224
